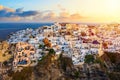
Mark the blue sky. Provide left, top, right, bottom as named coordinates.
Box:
left=0, top=0, right=120, bottom=23
left=0, top=0, right=67, bottom=11
left=0, top=0, right=53, bottom=10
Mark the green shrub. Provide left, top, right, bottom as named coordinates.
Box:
left=84, top=55, right=95, bottom=64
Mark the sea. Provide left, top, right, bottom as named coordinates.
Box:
left=0, top=23, right=53, bottom=40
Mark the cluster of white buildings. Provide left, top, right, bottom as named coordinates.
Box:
left=7, top=22, right=120, bottom=66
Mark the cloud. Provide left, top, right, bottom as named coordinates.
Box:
left=17, top=10, right=39, bottom=17
left=16, top=8, right=23, bottom=13
left=0, top=5, right=14, bottom=12
left=33, top=11, right=85, bottom=22
left=42, top=12, right=56, bottom=21
left=0, top=5, right=39, bottom=18
left=0, top=5, right=86, bottom=22
left=70, top=13, right=83, bottom=19
left=58, top=12, right=84, bottom=22
left=0, top=17, right=21, bottom=21
left=59, top=12, right=70, bottom=18
left=0, top=5, right=4, bottom=10
left=57, top=4, right=66, bottom=11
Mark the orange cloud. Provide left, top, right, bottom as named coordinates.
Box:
left=0, top=5, right=14, bottom=12
left=0, top=5, right=3, bottom=10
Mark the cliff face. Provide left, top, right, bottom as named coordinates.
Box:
left=101, top=52, right=120, bottom=65
left=9, top=54, right=75, bottom=80
left=10, top=53, right=111, bottom=80
left=101, top=52, right=120, bottom=80
left=34, top=55, right=73, bottom=80
left=0, top=41, right=8, bottom=49
left=100, top=52, right=120, bottom=72
left=0, top=41, right=12, bottom=62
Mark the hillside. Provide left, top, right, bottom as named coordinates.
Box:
left=8, top=53, right=76, bottom=80
left=101, top=52, right=120, bottom=80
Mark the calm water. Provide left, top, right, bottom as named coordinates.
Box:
left=0, top=23, right=53, bottom=40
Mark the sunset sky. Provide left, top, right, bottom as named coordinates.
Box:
left=0, top=0, right=120, bottom=23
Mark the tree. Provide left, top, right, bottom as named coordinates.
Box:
left=81, top=32, right=86, bottom=36
left=43, top=38, right=49, bottom=44
left=29, top=35, right=34, bottom=38
left=39, top=44, right=44, bottom=49
left=84, top=55, right=95, bottom=64
left=48, top=49, right=55, bottom=55
left=103, top=42, right=108, bottom=49
left=43, top=38, right=52, bottom=47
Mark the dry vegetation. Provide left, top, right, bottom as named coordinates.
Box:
left=0, top=41, right=12, bottom=62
